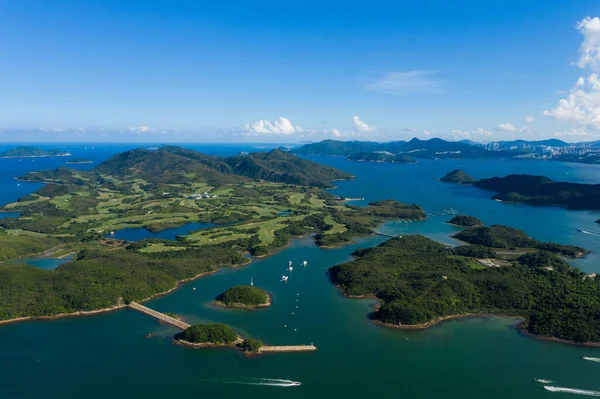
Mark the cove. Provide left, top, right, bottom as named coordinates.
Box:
left=106, top=222, right=216, bottom=241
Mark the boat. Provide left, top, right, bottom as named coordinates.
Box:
left=288, top=261, right=292, bottom=266
left=534, top=378, right=552, bottom=384
left=577, top=228, right=584, bottom=233
left=250, top=276, right=254, bottom=286
left=281, top=276, right=289, bottom=282
left=288, top=266, right=293, bottom=272
left=303, top=260, right=307, bottom=266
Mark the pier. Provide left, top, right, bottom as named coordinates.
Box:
left=128, top=302, right=191, bottom=330
left=260, top=344, right=317, bottom=353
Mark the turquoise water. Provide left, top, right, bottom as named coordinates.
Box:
left=1, top=151, right=600, bottom=398
left=10, top=255, right=73, bottom=270
left=108, top=222, right=216, bottom=241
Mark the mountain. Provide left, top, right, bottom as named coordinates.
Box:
left=346, top=152, right=415, bottom=163
left=0, top=146, right=71, bottom=158
left=47, top=147, right=353, bottom=188
left=488, top=139, right=570, bottom=148
left=441, top=170, right=600, bottom=211
left=293, top=138, right=505, bottom=159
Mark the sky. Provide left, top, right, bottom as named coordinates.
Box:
left=1, top=0, right=600, bottom=143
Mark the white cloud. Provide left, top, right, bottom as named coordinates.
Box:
left=352, top=116, right=375, bottom=132
left=366, top=71, right=443, bottom=95
left=524, top=116, right=535, bottom=123
left=552, top=128, right=588, bottom=137
left=242, top=117, right=303, bottom=135
left=402, top=128, right=418, bottom=133
left=450, top=128, right=492, bottom=140
left=497, top=123, right=518, bottom=132
left=577, top=17, right=600, bottom=72
left=129, top=126, right=151, bottom=133
left=422, top=130, right=431, bottom=138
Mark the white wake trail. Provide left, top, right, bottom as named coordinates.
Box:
left=544, top=386, right=600, bottom=396
left=582, top=357, right=600, bottom=363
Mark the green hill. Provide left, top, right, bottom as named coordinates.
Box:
left=440, top=169, right=475, bottom=184
left=216, top=285, right=269, bottom=307
left=448, top=215, right=483, bottom=227
left=329, top=234, right=600, bottom=344
left=346, top=152, right=415, bottom=163
left=0, top=146, right=70, bottom=158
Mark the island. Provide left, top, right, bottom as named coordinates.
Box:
left=0, top=146, right=71, bottom=158
left=448, top=215, right=483, bottom=227
left=0, top=146, right=422, bottom=323
left=346, top=152, right=415, bottom=164
left=440, top=170, right=600, bottom=211
left=65, top=158, right=93, bottom=164
left=329, top=232, right=599, bottom=345
left=214, top=285, right=270, bottom=308
left=174, top=323, right=240, bottom=347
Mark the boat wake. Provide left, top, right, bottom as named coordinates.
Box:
left=535, top=378, right=553, bottom=384
left=233, top=378, right=301, bottom=387
left=578, top=230, right=600, bottom=237
left=582, top=357, right=600, bottom=363
left=544, top=386, right=600, bottom=396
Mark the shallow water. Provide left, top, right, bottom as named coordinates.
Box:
left=1, top=148, right=600, bottom=398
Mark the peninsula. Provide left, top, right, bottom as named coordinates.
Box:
left=346, top=152, right=415, bottom=164
left=0, top=146, right=71, bottom=158
left=440, top=170, right=600, bottom=211
left=0, top=146, right=423, bottom=322
left=330, top=232, right=599, bottom=345
left=65, top=158, right=93, bottom=164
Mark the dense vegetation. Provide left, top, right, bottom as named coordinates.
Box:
left=346, top=152, right=415, bottom=164
left=448, top=215, right=483, bottom=227
left=216, top=285, right=269, bottom=307
left=0, top=245, right=245, bottom=320
left=0, top=146, right=70, bottom=158
left=0, top=231, right=60, bottom=261
left=453, top=225, right=587, bottom=257
left=175, top=324, right=238, bottom=344
left=440, top=169, right=475, bottom=184
left=441, top=170, right=600, bottom=211
left=330, top=235, right=600, bottom=343
left=239, top=338, right=263, bottom=352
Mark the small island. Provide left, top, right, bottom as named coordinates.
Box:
left=448, top=215, right=483, bottom=227
left=440, top=169, right=475, bottom=184
left=214, top=285, right=271, bottom=309
left=346, top=152, right=415, bottom=164
left=66, top=158, right=93, bottom=164
left=440, top=170, right=600, bottom=211
left=329, top=231, right=598, bottom=346
left=174, top=323, right=240, bottom=347
left=0, top=146, right=71, bottom=158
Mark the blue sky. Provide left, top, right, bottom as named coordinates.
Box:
left=1, top=0, right=600, bottom=142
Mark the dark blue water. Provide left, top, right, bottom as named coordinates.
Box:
left=108, top=222, right=216, bottom=241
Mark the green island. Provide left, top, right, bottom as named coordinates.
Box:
left=329, top=231, right=600, bottom=345
left=238, top=338, right=263, bottom=353
left=440, top=170, right=600, bottom=210
left=215, top=285, right=270, bottom=308
left=448, top=215, right=483, bottom=227
left=0, top=146, right=424, bottom=322
left=65, top=158, right=93, bottom=164
left=174, top=323, right=239, bottom=346
left=0, top=146, right=71, bottom=158
left=346, top=152, right=416, bottom=164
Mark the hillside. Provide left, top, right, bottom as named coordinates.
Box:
left=442, top=171, right=600, bottom=211
left=0, top=146, right=71, bottom=158
left=329, top=235, right=600, bottom=344
left=346, top=152, right=415, bottom=163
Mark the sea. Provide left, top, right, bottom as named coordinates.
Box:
left=1, top=143, right=599, bottom=399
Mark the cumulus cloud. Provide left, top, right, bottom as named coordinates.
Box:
left=352, top=116, right=375, bottom=132
left=544, top=17, right=600, bottom=132
left=577, top=17, right=600, bottom=72
left=497, top=123, right=518, bottom=132
left=450, top=128, right=492, bottom=140
left=552, top=128, right=588, bottom=137
left=129, top=126, right=151, bottom=133
left=524, top=116, right=535, bottom=123
left=366, top=71, right=443, bottom=95
left=242, top=117, right=303, bottom=135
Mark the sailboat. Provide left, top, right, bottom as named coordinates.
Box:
left=250, top=276, right=254, bottom=286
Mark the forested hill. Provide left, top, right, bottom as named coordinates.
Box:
left=292, top=138, right=507, bottom=159
left=440, top=170, right=600, bottom=211
left=71, top=147, right=352, bottom=188
left=0, top=146, right=70, bottom=158
left=330, top=234, right=600, bottom=344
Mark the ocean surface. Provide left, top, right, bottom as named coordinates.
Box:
left=1, top=144, right=600, bottom=398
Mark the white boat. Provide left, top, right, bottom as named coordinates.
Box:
left=288, top=266, right=293, bottom=272
left=288, top=261, right=292, bottom=266
left=281, top=276, right=289, bottom=282
left=250, top=277, right=254, bottom=286
left=303, top=260, right=308, bottom=266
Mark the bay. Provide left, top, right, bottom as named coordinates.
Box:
left=1, top=148, right=600, bottom=398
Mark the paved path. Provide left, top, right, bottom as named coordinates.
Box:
left=128, top=302, right=190, bottom=330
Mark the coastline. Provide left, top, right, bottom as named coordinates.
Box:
left=0, top=260, right=251, bottom=326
